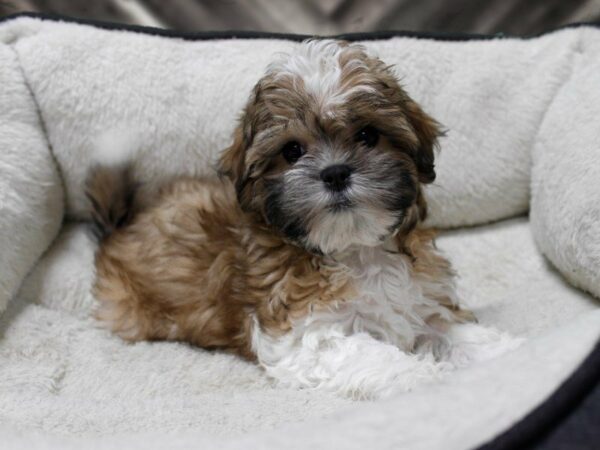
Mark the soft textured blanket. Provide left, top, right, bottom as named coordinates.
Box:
left=0, top=14, right=599, bottom=450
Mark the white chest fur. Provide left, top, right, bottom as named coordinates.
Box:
left=333, top=242, right=456, bottom=350
left=252, top=241, right=519, bottom=399
left=252, top=241, right=457, bottom=397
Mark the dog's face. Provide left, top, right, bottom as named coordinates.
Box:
left=220, top=40, right=440, bottom=254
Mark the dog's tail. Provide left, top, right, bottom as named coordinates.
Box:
left=85, top=130, right=140, bottom=241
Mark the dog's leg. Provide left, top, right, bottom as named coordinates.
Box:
left=252, top=324, right=450, bottom=399
left=440, top=322, right=524, bottom=368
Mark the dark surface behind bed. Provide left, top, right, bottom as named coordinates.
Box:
left=1, top=0, right=599, bottom=36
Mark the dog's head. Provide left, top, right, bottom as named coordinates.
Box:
left=219, top=40, right=440, bottom=254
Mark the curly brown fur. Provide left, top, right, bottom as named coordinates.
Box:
left=90, top=176, right=355, bottom=359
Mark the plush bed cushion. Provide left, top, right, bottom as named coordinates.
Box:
left=0, top=17, right=577, bottom=228
left=4, top=218, right=596, bottom=449
left=0, top=40, right=63, bottom=314
left=530, top=30, right=600, bottom=297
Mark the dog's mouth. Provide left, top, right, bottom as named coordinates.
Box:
left=327, top=194, right=353, bottom=212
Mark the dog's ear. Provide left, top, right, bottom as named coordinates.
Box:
left=218, top=82, right=265, bottom=202
left=218, top=125, right=248, bottom=193
left=404, top=99, right=441, bottom=184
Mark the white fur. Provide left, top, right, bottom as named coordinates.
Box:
left=253, top=322, right=445, bottom=400
left=306, top=207, right=396, bottom=253
left=268, top=40, right=376, bottom=116
left=253, top=240, right=522, bottom=399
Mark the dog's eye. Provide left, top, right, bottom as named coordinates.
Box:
left=356, top=126, right=379, bottom=148
left=281, top=141, right=305, bottom=164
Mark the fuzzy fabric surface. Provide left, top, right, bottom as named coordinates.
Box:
left=0, top=15, right=599, bottom=450
left=0, top=39, right=63, bottom=315
left=2, top=219, right=598, bottom=450
left=530, top=28, right=600, bottom=299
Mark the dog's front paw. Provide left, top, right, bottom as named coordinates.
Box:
left=444, top=323, right=524, bottom=368
left=367, top=353, right=452, bottom=400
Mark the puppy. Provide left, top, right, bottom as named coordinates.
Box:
left=87, top=40, right=518, bottom=399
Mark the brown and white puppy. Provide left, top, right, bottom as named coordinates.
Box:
left=87, top=40, right=518, bottom=399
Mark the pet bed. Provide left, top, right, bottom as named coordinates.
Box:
left=0, top=13, right=598, bottom=450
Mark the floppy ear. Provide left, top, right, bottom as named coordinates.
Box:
left=218, top=125, right=247, bottom=193
left=218, top=80, right=265, bottom=199
left=404, top=99, right=441, bottom=184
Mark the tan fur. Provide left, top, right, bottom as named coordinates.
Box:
left=92, top=176, right=356, bottom=359
left=91, top=176, right=471, bottom=359
left=400, top=229, right=476, bottom=323
left=90, top=41, right=472, bottom=361
left=85, top=165, right=139, bottom=240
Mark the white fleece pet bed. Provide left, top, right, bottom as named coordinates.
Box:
left=0, top=14, right=599, bottom=450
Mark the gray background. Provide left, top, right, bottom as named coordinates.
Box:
left=1, top=0, right=599, bottom=35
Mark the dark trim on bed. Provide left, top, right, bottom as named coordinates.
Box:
left=0, top=11, right=599, bottom=42
left=1, top=10, right=599, bottom=449
left=534, top=382, right=600, bottom=450
left=478, top=340, right=600, bottom=450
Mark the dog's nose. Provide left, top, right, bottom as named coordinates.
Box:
left=320, top=164, right=353, bottom=191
